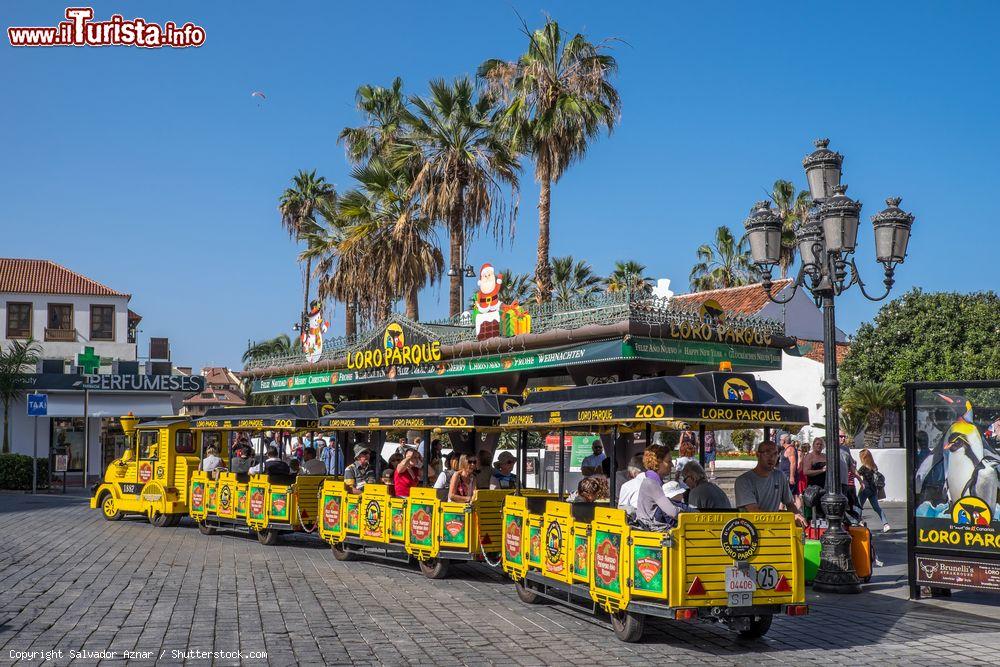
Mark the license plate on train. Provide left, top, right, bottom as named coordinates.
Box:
left=725, top=566, right=756, bottom=607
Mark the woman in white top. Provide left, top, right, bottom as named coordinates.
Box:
left=201, top=446, right=223, bottom=472
left=434, top=452, right=458, bottom=490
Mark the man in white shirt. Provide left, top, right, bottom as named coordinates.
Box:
left=617, top=455, right=646, bottom=512
left=580, top=442, right=607, bottom=476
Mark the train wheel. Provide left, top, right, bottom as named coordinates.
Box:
left=736, top=614, right=773, bottom=640
left=610, top=610, right=645, bottom=643
left=100, top=494, right=123, bottom=522
left=514, top=579, right=543, bottom=605
left=197, top=521, right=217, bottom=536
left=257, top=529, right=279, bottom=546
left=151, top=512, right=172, bottom=528
left=418, top=557, right=451, bottom=579
left=167, top=514, right=183, bottom=527
left=330, top=542, right=357, bottom=561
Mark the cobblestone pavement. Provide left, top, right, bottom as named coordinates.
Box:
left=2, top=495, right=1000, bottom=666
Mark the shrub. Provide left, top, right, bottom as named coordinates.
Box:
left=730, top=429, right=760, bottom=454
left=0, top=454, right=50, bottom=490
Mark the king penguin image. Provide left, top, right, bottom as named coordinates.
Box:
left=917, top=393, right=1000, bottom=510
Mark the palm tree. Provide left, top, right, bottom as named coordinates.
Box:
left=279, top=170, right=337, bottom=322
left=770, top=179, right=812, bottom=278
left=843, top=381, right=903, bottom=448
left=339, top=77, right=409, bottom=166
left=394, top=77, right=519, bottom=318
left=551, top=256, right=603, bottom=305
left=480, top=18, right=621, bottom=302
left=299, top=199, right=363, bottom=337
left=336, top=160, right=444, bottom=321
left=605, top=260, right=653, bottom=296
left=689, top=226, right=756, bottom=291
left=0, top=338, right=41, bottom=453
left=242, top=334, right=297, bottom=364
left=499, top=269, right=535, bottom=304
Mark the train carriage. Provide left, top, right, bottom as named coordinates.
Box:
left=500, top=371, right=811, bottom=641
left=188, top=404, right=329, bottom=545
left=317, top=394, right=518, bottom=578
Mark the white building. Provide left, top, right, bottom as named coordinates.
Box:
left=1, top=258, right=203, bottom=486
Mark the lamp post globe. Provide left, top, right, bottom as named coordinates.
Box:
left=819, top=184, right=862, bottom=254
left=744, top=200, right=783, bottom=267
left=871, top=197, right=915, bottom=265
left=795, top=211, right=825, bottom=273
left=802, top=138, right=844, bottom=201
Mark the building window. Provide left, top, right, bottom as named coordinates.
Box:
left=6, top=302, right=31, bottom=339
left=90, top=305, right=114, bottom=341
left=46, top=303, right=74, bottom=342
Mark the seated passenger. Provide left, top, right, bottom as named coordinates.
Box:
left=682, top=460, right=732, bottom=510
left=634, top=445, right=681, bottom=531
left=580, top=442, right=606, bottom=477
left=734, top=441, right=808, bottom=528
left=574, top=476, right=602, bottom=503
left=490, top=451, right=517, bottom=489
left=201, top=446, right=223, bottom=472
left=434, top=452, right=458, bottom=490
left=289, top=459, right=301, bottom=475
left=617, top=454, right=646, bottom=513
left=449, top=454, right=478, bottom=503
left=662, top=480, right=692, bottom=519
left=299, top=446, right=327, bottom=475
left=344, top=447, right=374, bottom=494
left=381, top=467, right=395, bottom=495
left=673, top=440, right=698, bottom=482
left=393, top=448, right=423, bottom=498
left=475, top=450, right=493, bottom=489
left=229, top=445, right=254, bottom=474
left=250, top=446, right=290, bottom=475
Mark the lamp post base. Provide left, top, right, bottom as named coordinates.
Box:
left=812, top=490, right=862, bottom=594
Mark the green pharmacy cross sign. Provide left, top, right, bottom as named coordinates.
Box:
left=76, top=346, right=105, bottom=374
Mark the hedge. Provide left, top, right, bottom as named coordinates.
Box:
left=0, top=454, right=50, bottom=490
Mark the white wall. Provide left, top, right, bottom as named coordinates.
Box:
left=1, top=292, right=135, bottom=361
left=756, top=351, right=825, bottom=442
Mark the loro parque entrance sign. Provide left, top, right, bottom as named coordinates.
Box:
left=244, top=289, right=796, bottom=401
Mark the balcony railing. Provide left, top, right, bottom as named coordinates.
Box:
left=243, top=290, right=787, bottom=372
left=44, top=328, right=77, bottom=342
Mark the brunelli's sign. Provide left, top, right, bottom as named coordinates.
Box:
left=908, top=382, right=1000, bottom=596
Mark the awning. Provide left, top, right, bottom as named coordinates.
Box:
left=320, top=395, right=520, bottom=430
left=43, top=393, right=178, bottom=418
left=191, top=404, right=319, bottom=430
left=501, top=372, right=809, bottom=430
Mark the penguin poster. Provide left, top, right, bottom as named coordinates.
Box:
left=914, top=391, right=1000, bottom=556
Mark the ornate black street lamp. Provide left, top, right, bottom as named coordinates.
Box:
left=744, top=138, right=915, bottom=594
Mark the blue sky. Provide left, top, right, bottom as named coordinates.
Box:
left=3, top=1, right=998, bottom=370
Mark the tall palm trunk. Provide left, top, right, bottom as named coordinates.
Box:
left=404, top=285, right=420, bottom=321
left=535, top=176, right=553, bottom=303
left=448, top=184, right=466, bottom=318
left=345, top=300, right=358, bottom=339
left=303, top=257, right=312, bottom=324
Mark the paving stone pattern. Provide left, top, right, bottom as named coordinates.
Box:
left=1, top=495, right=1000, bottom=666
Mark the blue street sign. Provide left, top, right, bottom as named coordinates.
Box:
left=27, top=393, right=48, bottom=417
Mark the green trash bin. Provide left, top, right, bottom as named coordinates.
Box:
left=804, top=539, right=822, bottom=583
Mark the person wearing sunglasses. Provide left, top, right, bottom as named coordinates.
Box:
left=681, top=460, right=731, bottom=510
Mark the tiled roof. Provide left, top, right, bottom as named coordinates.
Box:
left=672, top=279, right=792, bottom=316
left=183, top=388, right=246, bottom=406
left=798, top=338, right=851, bottom=365
left=0, top=258, right=129, bottom=297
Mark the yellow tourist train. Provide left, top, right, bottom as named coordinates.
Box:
left=497, top=372, right=810, bottom=641
left=316, top=394, right=519, bottom=578
left=90, top=413, right=198, bottom=526
left=186, top=405, right=327, bottom=545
